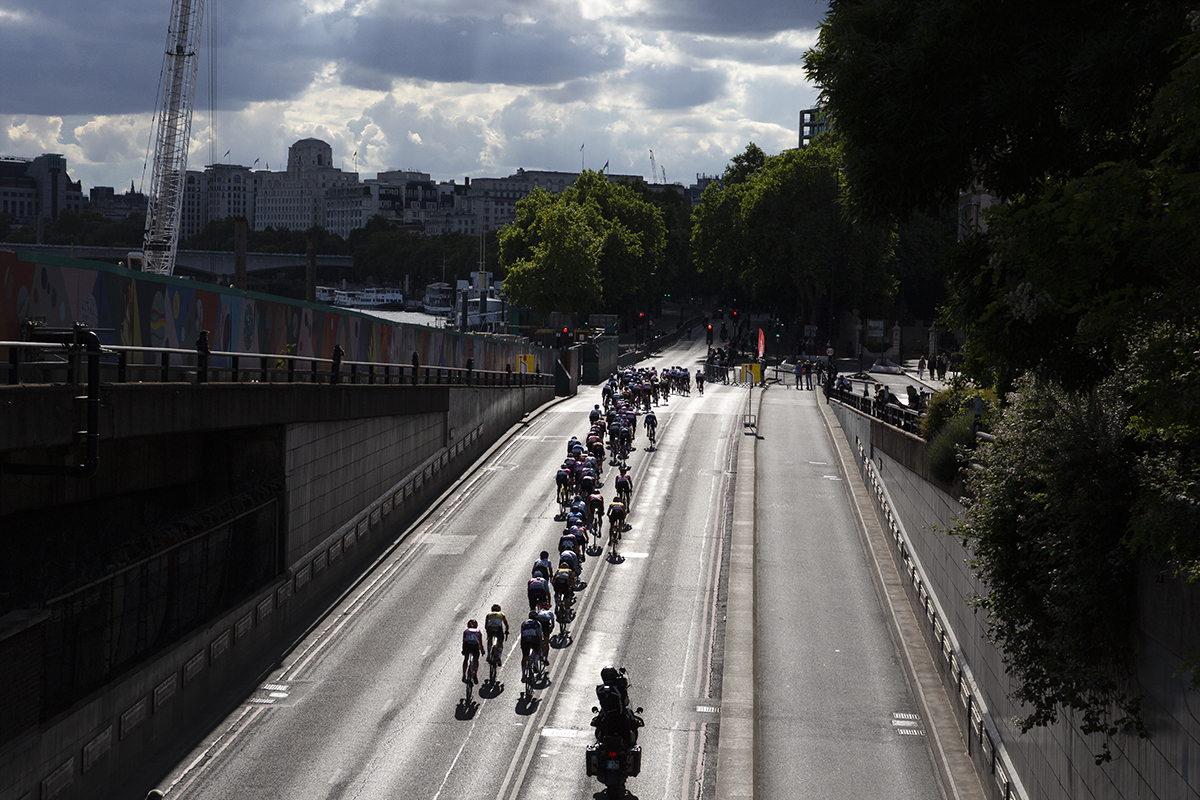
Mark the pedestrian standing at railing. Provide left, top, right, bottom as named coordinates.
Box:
left=794, top=361, right=802, bottom=390
left=411, top=351, right=420, bottom=385
left=918, top=355, right=926, bottom=380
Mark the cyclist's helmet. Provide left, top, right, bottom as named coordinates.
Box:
left=529, top=610, right=539, bottom=620
left=491, top=604, right=501, bottom=612
left=601, top=665, right=621, bottom=684
left=468, top=619, right=478, bottom=628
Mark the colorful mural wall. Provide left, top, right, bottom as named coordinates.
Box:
left=0, top=250, right=553, bottom=373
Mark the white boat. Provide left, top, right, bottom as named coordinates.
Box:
left=316, top=286, right=337, bottom=304
left=464, top=296, right=504, bottom=329
left=333, top=286, right=404, bottom=309
left=422, top=282, right=455, bottom=316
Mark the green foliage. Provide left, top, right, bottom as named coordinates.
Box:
left=809, top=0, right=1200, bottom=751
left=4, top=209, right=146, bottom=249
left=957, top=377, right=1145, bottom=760
left=497, top=171, right=666, bottom=317
left=804, top=0, right=1190, bottom=219
left=501, top=195, right=603, bottom=316
left=926, top=410, right=975, bottom=485
left=689, top=140, right=897, bottom=324
left=920, top=382, right=988, bottom=441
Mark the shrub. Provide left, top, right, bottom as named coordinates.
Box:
left=927, top=409, right=976, bottom=484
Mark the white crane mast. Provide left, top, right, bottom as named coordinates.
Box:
left=141, top=0, right=205, bottom=274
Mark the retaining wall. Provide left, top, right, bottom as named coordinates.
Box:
left=829, top=400, right=1200, bottom=800
left=0, top=383, right=552, bottom=800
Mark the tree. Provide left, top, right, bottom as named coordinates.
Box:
left=804, top=0, right=1190, bottom=219
left=500, top=190, right=603, bottom=316
left=806, top=1, right=1200, bottom=754
left=498, top=172, right=666, bottom=318
left=690, top=140, right=896, bottom=326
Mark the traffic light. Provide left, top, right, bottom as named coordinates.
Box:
left=561, top=327, right=569, bottom=348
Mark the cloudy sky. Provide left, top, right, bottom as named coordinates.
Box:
left=1, top=0, right=827, bottom=195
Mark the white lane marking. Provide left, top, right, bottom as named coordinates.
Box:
left=421, top=646, right=432, bottom=656
left=823, top=475, right=842, bottom=481
left=453, top=602, right=463, bottom=613
left=540, top=728, right=581, bottom=738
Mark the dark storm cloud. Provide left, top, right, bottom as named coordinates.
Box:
left=336, top=13, right=623, bottom=88
left=627, top=0, right=827, bottom=37
left=0, top=0, right=323, bottom=116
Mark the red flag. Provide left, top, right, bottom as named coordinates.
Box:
left=757, top=328, right=765, bottom=358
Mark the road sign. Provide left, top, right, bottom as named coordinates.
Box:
left=826, top=346, right=835, bottom=357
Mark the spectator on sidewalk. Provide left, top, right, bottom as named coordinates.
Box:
left=918, top=355, right=926, bottom=380
left=795, top=361, right=803, bottom=390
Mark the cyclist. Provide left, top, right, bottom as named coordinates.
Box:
left=520, top=611, right=546, bottom=680
left=532, top=551, right=554, bottom=582
left=695, top=369, right=705, bottom=395
left=485, top=604, right=509, bottom=666
left=607, top=497, right=627, bottom=539
left=590, top=404, right=602, bottom=424
left=586, top=491, right=605, bottom=531
left=614, top=468, right=633, bottom=506
left=527, top=574, right=551, bottom=610
left=535, top=605, right=556, bottom=661
left=462, top=619, right=484, bottom=684
left=555, top=464, right=572, bottom=505
left=552, top=563, right=575, bottom=614
left=644, top=409, right=658, bottom=445
left=559, top=546, right=581, bottom=578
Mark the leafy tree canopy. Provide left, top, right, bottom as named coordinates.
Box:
left=807, top=1, right=1200, bottom=753
left=690, top=139, right=897, bottom=325
left=498, top=170, right=666, bottom=317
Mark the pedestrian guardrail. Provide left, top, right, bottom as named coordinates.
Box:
left=1, top=332, right=550, bottom=389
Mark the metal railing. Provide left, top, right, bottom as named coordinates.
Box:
left=2, top=337, right=551, bottom=389
left=826, top=383, right=924, bottom=435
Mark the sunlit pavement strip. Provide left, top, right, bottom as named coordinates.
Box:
left=540, top=728, right=583, bottom=738
left=620, top=552, right=649, bottom=558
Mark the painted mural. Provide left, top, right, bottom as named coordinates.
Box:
left=0, top=250, right=553, bottom=374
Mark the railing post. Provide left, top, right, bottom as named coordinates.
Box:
left=196, top=331, right=211, bottom=384
left=288, top=357, right=296, bottom=383
left=260, top=356, right=269, bottom=383
left=161, top=351, right=171, bottom=383
left=310, top=359, right=318, bottom=384
left=8, top=344, right=20, bottom=385
left=117, top=351, right=128, bottom=383
left=231, top=354, right=240, bottom=383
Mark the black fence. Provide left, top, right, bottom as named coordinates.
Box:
left=1, top=336, right=551, bottom=389
left=39, top=500, right=278, bottom=719
left=826, top=383, right=924, bottom=435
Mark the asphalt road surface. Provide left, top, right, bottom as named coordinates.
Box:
left=157, top=338, right=948, bottom=800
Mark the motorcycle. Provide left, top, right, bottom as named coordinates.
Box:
left=586, top=732, right=642, bottom=797
left=586, top=667, right=644, bottom=796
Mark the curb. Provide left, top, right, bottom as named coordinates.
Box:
left=714, top=385, right=762, bottom=799
left=817, top=394, right=985, bottom=800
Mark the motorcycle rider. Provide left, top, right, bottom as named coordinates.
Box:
left=591, top=665, right=644, bottom=746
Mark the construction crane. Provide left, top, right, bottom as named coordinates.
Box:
left=137, top=0, right=205, bottom=274
left=649, top=150, right=658, bottom=184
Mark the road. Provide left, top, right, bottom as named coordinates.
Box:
left=157, top=338, right=950, bottom=800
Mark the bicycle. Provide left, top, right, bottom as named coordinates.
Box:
left=523, top=652, right=542, bottom=697
left=646, top=425, right=656, bottom=449
left=464, top=651, right=479, bottom=703
left=554, top=594, right=572, bottom=639
left=487, top=636, right=505, bottom=684
left=608, top=519, right=621, bottom=560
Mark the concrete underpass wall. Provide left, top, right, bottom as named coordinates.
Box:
left=285, top=412, right=445, bottom=566
left=829, top=400, right=1200, bottom=800
left=0, top=383, right=553, bottom=800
